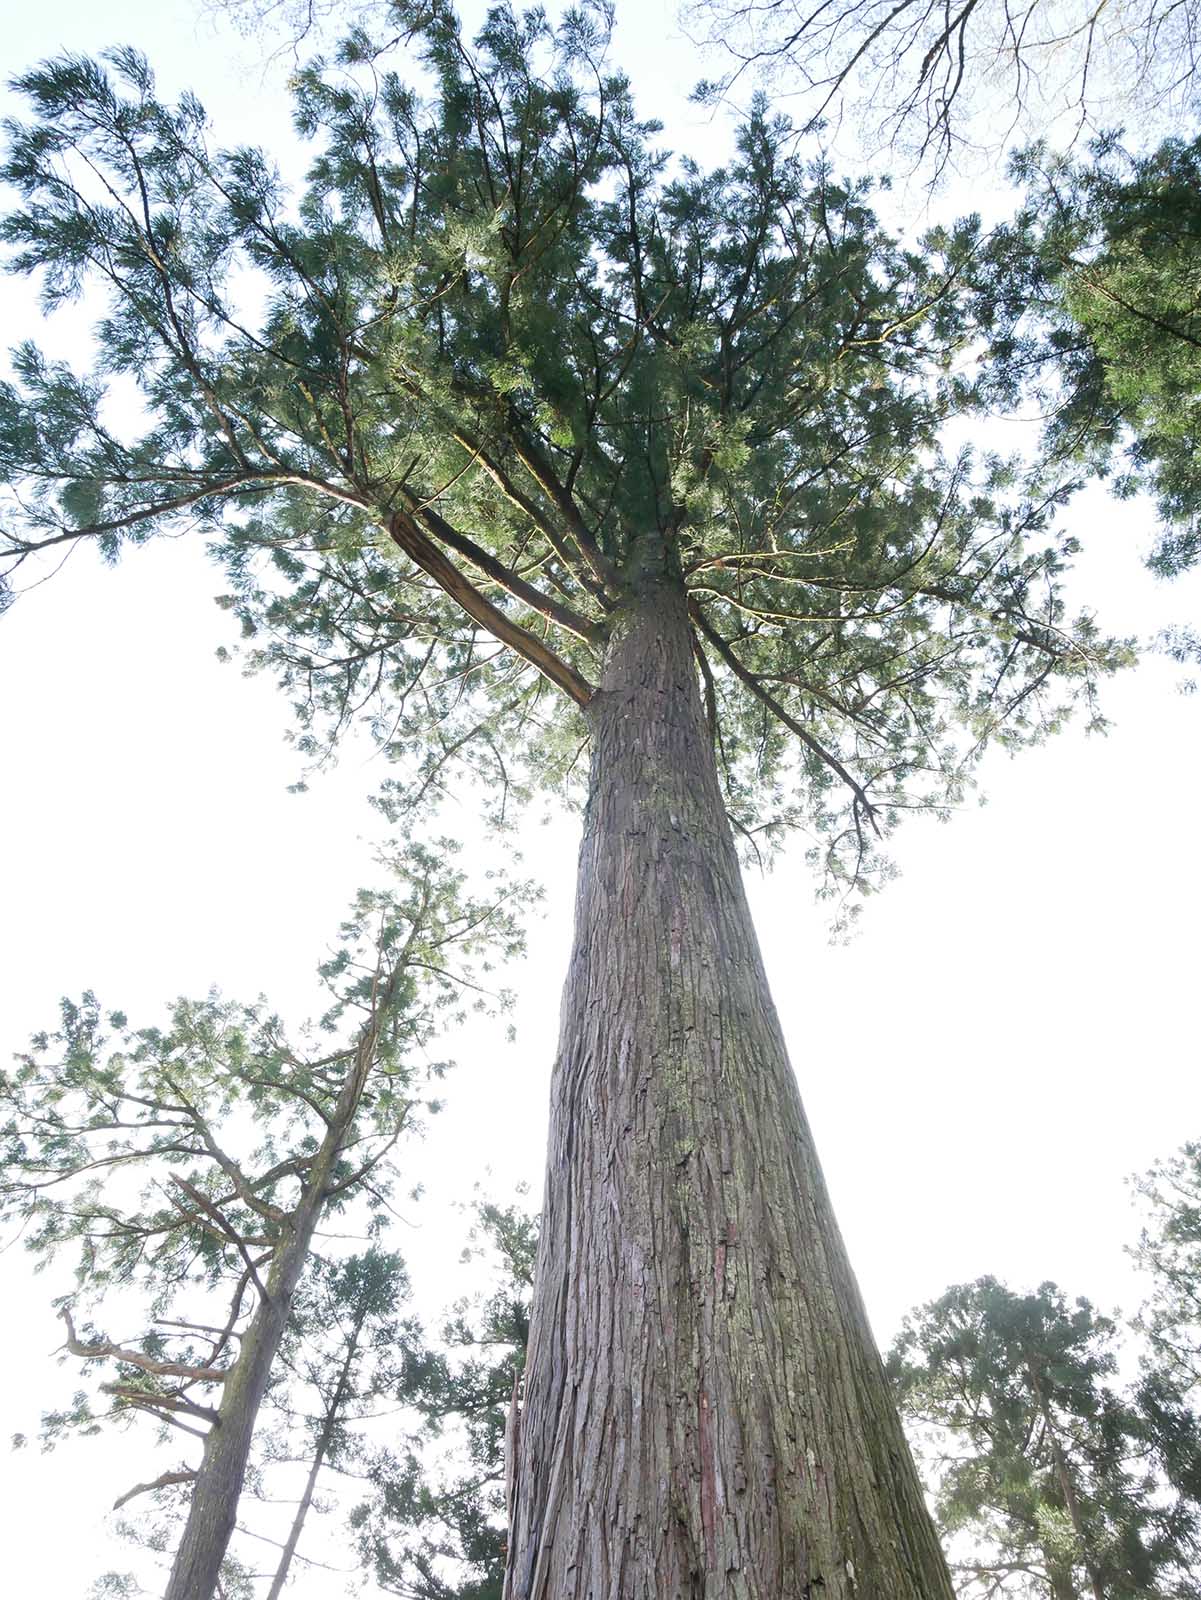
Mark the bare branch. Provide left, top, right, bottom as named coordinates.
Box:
left=60, top=1307, right=231, bottom=1385
left=113, top=1468, right=198, bottom=1511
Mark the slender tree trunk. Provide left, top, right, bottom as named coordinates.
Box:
left=163, top=1026, right=381, bottom=1600
left=264, top=1310, right=365, bottom=1600
left=505, top=567, right=954, bottom=1599
left=1028, top=1365, right=1105, bottom=1600
left=163, top=1212, right=320, bottom=1600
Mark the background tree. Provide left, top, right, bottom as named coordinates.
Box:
left=351, top=1199, right=534, bottom=1600
left=1130, top=1142, right=1201, bottom=1509
left=973, top=134, right=1201, bottom=582
left=0, top=5, right=1133, bottom=1594
left=252, top=1248, right=424, bottom=1600
left=1132, top=1142, right=1201, bottom=1403
left=0, top=840, right=528, bottom=1600
left=687, top=0, right=1201, bottom=176
left=888, top=1277, right=1201, bottom=1600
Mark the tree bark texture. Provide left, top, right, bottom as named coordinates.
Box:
left=505, top=572, right=954, bottom=1599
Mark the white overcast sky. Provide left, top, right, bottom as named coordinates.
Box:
left=1, top=1, right=1199, bottom=1593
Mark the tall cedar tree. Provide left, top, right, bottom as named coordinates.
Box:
left=0, top=6, right=1127, bottom=1595
left=0, top=842, right=526, bottom=1600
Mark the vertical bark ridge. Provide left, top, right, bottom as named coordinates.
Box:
left=505, top=574, right=953, bottom=1599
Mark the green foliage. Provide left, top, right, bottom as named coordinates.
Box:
left=1130, top=1141, right=1201, bottom=1510
left=0, top=4, right=1128, bottom=897
left=984, top=135, right=1201, bottom=577
left=1132, top=1141, right=1201, bottom=1399
left=888, top=1276, right=1200, bottom=1599
left=353, top=1198, right=535, bottom=1600
left=0, top=838, right=532, bottom=1588
left=246, top=1246, right=430, bottom=1594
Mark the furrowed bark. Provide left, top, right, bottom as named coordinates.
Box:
left=504, top=568, right=953, bottom=1599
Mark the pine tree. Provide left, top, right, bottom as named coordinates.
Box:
left=0, top=6, right=1129, bottom=1594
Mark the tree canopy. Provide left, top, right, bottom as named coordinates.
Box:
left=888, top=1276, right=1201, bottom=1600
left=0, top=1, right=1126, bottom=900
left=990, top=134, right=1201, bottom=581
left=0, top=838, right=529, bottom=1596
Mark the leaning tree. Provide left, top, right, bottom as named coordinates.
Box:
left=1, top=4, right=1127, bottom=1595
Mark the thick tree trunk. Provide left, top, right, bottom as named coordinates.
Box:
left=505, top=569, right=953, bottom=1599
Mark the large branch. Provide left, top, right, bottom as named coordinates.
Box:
left=1, top=476, right=265, bottom=563
left=383, top=361, right=622, bottom=604
left=170, top=1176, right=272, bottom=1302
left=103, top=1383, right=220, bottom=1429
left=407, top=495, right=605, bottom=645
left=113, top=1468, right=198, bottom=1511
left=387, top=511, right=594, bottom=706
left=502, top=416, right=625, bottom=596
left=60, top=1308, right=230, bottom=1385
left=444, top=418, right=620, bottom=608
left=321, top=1118, right=409, bottom=1201
left=162, top=1073, right=287, bottom=1225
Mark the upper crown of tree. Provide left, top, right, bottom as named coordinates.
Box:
left=0, top=2, right=1127, bottom=898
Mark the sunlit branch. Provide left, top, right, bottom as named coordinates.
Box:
left=387, top=510, right=594, bottom=705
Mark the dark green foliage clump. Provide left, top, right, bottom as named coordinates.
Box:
left=981, top=136, right=1201, bottom=579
